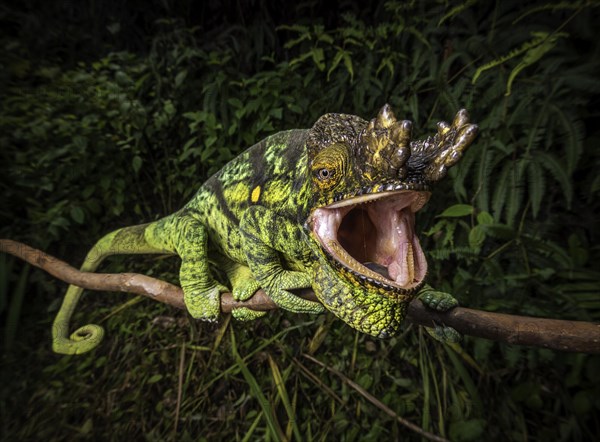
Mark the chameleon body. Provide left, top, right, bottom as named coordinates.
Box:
left=52, top=105, right=477, bottom=354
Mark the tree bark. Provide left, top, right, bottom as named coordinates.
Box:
left=2, top=239, right=599, bottom=353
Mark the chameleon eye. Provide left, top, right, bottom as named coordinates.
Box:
left=317, top=168, right=333, bottom=180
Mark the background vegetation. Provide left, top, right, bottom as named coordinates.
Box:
left=1, top=0, right=599, bottom=440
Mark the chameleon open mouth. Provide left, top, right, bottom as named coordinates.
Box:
left=310, top=190, right=431, bottom=292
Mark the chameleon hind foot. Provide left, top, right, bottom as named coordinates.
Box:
left=232, top=307, right=267, bottom=321
left=183, top=282, right=229, bottom=321
left=264, top=270, right=325, bottom=314
left=231, top=274, right=266, bottom=321
left=219, top=261, right=267, bottom=320
left=425, top=325, right=462, bottom=343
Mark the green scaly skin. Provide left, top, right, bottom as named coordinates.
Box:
left=52, top=105, right=478, bottom=354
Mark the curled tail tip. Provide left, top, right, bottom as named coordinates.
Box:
left=52, top=324, right=105, bottom=355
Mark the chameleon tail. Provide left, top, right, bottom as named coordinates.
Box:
left=52, top=222, right=171, bottom=355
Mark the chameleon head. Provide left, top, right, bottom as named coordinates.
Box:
left=305, top=104, right=478, bottom=337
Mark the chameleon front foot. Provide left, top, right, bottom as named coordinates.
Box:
left=418, top=285, right=459, bottom=311
left=264, top=270, right=325, bottom=314
left=418, top=285, right=461, bottom=343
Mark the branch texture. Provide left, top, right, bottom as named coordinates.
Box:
left=2, top=239, right=599, bottom=353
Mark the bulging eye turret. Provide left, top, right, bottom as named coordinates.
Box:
left=311, top=143, right=348, bottom=191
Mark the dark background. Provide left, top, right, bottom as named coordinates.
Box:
left=1, top=1, right=599, bottom=440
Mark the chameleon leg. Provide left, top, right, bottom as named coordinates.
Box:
left=239, top=206, right=324, bottom=314
left=417, top=284, right=461, bottom=343
left=215, top=257, right=266, bottom=321
left=53, top=223, right=170, bottom=354
left=147, top=213, right=229, bottom=321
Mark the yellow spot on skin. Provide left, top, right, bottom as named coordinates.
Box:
left=251, top=185, right=261, bottom=203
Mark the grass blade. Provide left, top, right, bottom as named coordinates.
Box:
left=268, top=354, right=302, bottom=441
left=231, top=328, right=287, bottom=441
left=4, top=264, right=30, bottom=353
left=303, top=353, right=449, bottom=442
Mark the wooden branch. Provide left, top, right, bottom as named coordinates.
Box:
left=2, top=239, right=599, bottom=353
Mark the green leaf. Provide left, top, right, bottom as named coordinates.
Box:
left=449, top=419, right=486, bottom=442
left=438, top=204, right=474, bottom=217
left=175, top=70, right=187, bottom=88
left=70, top=206, right=85, bottom=224
left=227, top=97, right=243, bottom=109
left=147, top=374, right=163, bottom=384
left=80, top=418, right=93, bottom=435
left=132, top=155, right=142, bottom=174
left=269, top=108, right=283, bottom=120
left=342, top=52, right=354, bottom=81
left=312, top=48, right=325, bottom=71
left=573, top=390, right=593, bottom=415
left=476, top=211, right=494, bottom=225
left=468, top=225, right=486, bottom=250
left=327, top=50, right=344, bottom=81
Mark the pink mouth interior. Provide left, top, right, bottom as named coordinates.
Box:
left=311, top=191, right=430, bottom=289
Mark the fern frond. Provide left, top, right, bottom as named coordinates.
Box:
left=441, top=88, right=460, bottom=113
left=451, top=142, right=478, bottom=200
left=492, top=161, right=512, bottom=221
left=475, top=143, right=498, bottom=213
left=472, top=32, right=568, bottom=96
left=472, top=33, right=548, bottom=85
left=512, top=1, right=590, bottom=25
left=429, top=246, right=477, bottom=260
left=534, top=151, right=573, bottom=208
left=527, top=159, right=545, bottom=219
left=526, top=126, right=546, bottom=157
left=548, top=104, right=584, bottom=174
left=505, top=158, right=528, bottom=226
left=505, top=33, right=568, bottom=96
left=438, top=0, right=478, bottom=26
left=507, top=94, right=536, bottom=128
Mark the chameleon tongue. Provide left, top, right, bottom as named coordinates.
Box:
left=389, top=243, right=414, bottom=286
left=387, top=214, right=425, bottom=286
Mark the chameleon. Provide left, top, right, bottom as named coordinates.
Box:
left=52, top=104, right=478, bottom=354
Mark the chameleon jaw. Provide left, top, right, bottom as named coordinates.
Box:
left=310, top=190, right=430, bottom=294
